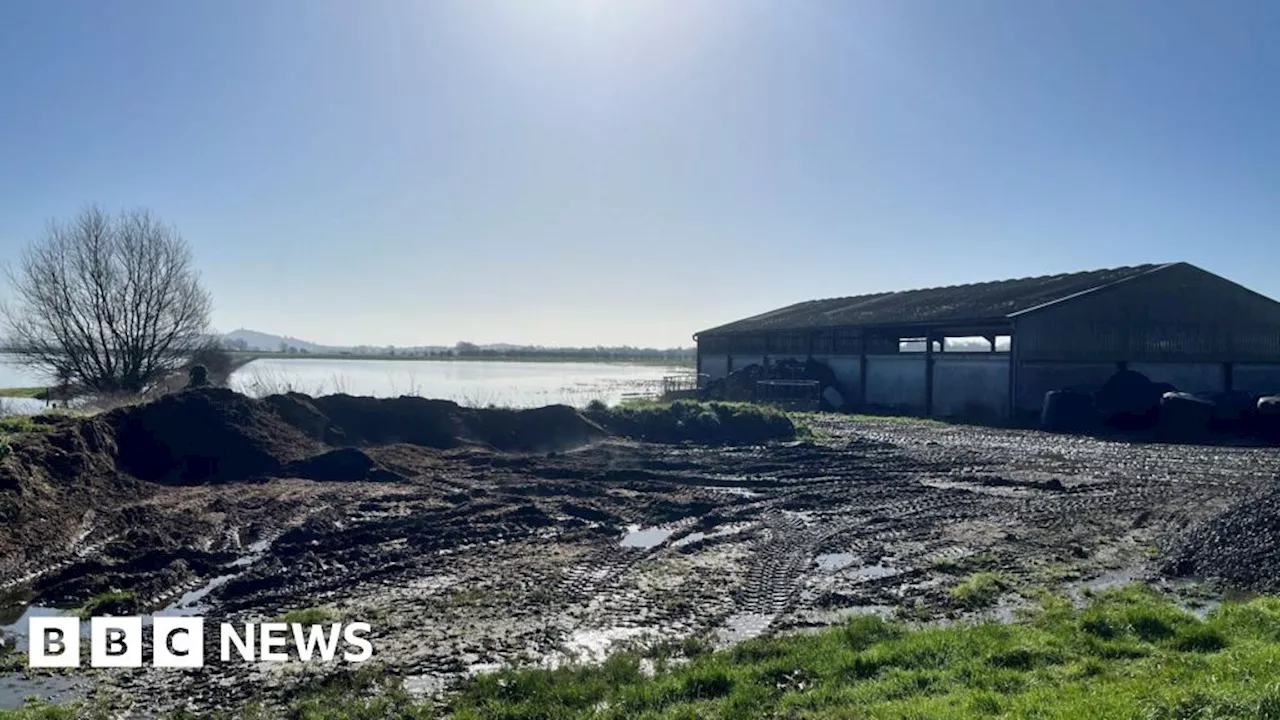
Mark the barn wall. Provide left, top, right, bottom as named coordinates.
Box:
left=1234, top=364, right=1280, bottom=395
left=700, top=354, right=730, bottom=380
left=1016, top=264, right=1280, bottom=363
left=728, top=355, right=765, bottom=372
left=932, top=355, right=1010, bottom=420
left=865, top=355, right=927, bottom=412
left=1128, top=362, right=1225, bottom=394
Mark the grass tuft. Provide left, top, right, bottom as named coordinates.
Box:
left=949, top=572, right=1010, bottom=610
left=280, top=606, right=339, bottom=625
left=78, top=589, right=137, bottom=618
left=584, top=400, right=797, bottom=445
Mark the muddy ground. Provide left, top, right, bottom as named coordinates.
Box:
left=2, top=411, right=1278, bottom=716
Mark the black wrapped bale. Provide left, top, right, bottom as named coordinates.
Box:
left=1041, top=390, right=1097, bottom=432
left=1095, top=370, right=1163, bottom=429
left=1157, top=392, right=1214, bottom=441
left=1258, top=396, right=1280, bottom=439
left=1195, top=391, right=1256, bottom=431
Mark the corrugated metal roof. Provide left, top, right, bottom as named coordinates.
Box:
left=697, top=263, right=1174, bottom=336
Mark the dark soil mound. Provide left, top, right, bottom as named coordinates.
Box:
left=306, top=395, right=473, bottom=447
left=263, top=392, right=348, bottom=445
left=303, top=395, right=607, bottom=453
left=1164, top=484, right=1280, bottom=590
left=466, top=404, right=609, bottom=452
left=106, top=387, right=321, bottom=484
left=284, top=448, right=404, bottom=482
left=0, top=417, right=133, bottom=574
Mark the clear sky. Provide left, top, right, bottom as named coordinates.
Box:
left=1, top=1, right=1277, bottom=348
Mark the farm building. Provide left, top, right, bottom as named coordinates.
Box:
left=694, top=262, right=1280, bottom=422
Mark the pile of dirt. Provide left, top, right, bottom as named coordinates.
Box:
left=302, top=395, right=608, bottom=453
left=105, top=387, right=322, bottom=484
left=1164, top=483, right=1280, bottom=590
left=283, top=448, right=404, bottom=482
left=0, top=417, right=134, bottom=575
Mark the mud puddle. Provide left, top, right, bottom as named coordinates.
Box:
left=620, top=526, right=675, bottom=549
left=0, top=673, right=86, bottom=711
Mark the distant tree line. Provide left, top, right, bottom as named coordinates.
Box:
left=221, top=339, right=695, bottom=362
left=449, top=342, right=694, bottom=362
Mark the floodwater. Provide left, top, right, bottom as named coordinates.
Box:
left=0, top=355, right=53, bottom=414
left=230, top=358, right=687, bottom=408
left=620, top=525, right=674, bottom=549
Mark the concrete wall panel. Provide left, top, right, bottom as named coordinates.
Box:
left=933, top=355, right=1010, bottom=420
left=1235, top=364, right=1280, bottom=396
left=865, top=355, right=927, bottom=412
left=1128, top=362, right=1225, bottom=394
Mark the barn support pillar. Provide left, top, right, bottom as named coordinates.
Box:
left=924, top=330, right=935, bottom=416
left=858, top=332, right=868, bottom=407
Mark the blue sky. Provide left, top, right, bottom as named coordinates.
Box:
left=1, top=1, right=1277, bottom=348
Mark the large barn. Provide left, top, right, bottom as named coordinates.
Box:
left=694, top=262, right=1280, bottom=422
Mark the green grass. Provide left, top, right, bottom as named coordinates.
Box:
left=439, top=586, right=1280, bottom=719
left=0, top=387, right=49, bottom=399
left=0, top=705, right=78, bottom=720
left=11, top=587, right=1280, bottom=719
left=279, top=606, right=339, bottom=625
left=585, top=400, right=798, bottom=445
left=78, top=590, right=136, bottom=618
left=950, top=572, right=1011, bottom=610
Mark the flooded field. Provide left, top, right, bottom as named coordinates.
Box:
left=229, top=357, right=688, bottom=407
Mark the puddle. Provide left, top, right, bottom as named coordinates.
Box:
left=223, top=536, right=274, bottom=569
left=815, top=553, right=856, bottom=572
left=1067, top=566, right=1148, bottom=605
left=674, top=532, right=706, bottom=547
left=620, top=526, right=674, bottom=549
left=849, top=564, right=899, bottom=582
left=0, top=607, right=78, bottom=653
left=672, top=523, right=749, bottom=548
left=0, top=672, right=86, bottom=711
left=717, top=612, right=775, bottom=644
left=149, top=574, right=237, bottom=620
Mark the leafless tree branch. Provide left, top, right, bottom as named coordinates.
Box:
left=1, top=206, right=213, bottom=393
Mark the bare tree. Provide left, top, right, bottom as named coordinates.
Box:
left=2, top=206, right=212, bottom=393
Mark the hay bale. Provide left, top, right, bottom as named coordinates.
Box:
left=1041, top=390, right=1097, bottom=432
left=1258, top=396, right=1280, bottom=438
left=1195, top=391, right=1255, bottom=430
left=1157, top=392, right=1213, bottom=441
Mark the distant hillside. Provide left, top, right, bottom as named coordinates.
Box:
left=223, top=329, right=329, bottom=353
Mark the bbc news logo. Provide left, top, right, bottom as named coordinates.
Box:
left=29, top=617, right=373, bottom=668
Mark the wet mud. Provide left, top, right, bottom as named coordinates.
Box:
left=1, top=405, right=1277, bottom=715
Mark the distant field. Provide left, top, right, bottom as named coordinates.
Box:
left=0, top=387, right=46, bottom=399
